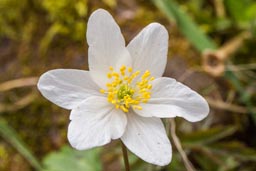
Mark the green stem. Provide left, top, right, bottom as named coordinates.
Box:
left=121, top=141, right=130, bottom=171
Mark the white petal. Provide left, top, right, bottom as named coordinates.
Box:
left=37, top=69, right=101, bottom=110
left=87, top=9, right=132, bottom=88
left=121, top=111, right=172, bottom=166
left=127, top=23, right=168, bottom=78
left=134, top=77, right=209, bottom=122
left=68, top=96, right=127, bottom=150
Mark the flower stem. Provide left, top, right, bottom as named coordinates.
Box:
left=121, top=141, right=130, bottom=171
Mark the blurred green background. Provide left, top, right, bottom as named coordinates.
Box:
left=1, top=0, right=256, bottom=170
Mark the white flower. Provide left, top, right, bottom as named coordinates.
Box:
left=37, top=9, right=209, bottom=166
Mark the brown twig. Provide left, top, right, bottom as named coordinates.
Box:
left=205, top=97, right=253, bottom=114
left=0, top=77, right=38, bottom=92
left=170, top=119, right=196, bottom=171
left=213, top=0, right=225, bottom=18
left=0, top=92, right=38, bottom=113
left=202, top=31, right=251, bottom=77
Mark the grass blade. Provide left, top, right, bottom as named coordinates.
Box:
left=152, top=0, right=217, bottom=52
left=0, top=118, right=43, bottom=170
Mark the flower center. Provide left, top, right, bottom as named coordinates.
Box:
left=99, top=65, right=154, bottom=113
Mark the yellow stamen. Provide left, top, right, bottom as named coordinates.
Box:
left=128, top=67, right=133, bottom=73
left=133, top=105, right=143, bottom=110
left=107, top=73, right=112, bottom=78
left=99, top=66, right=153, bottom=113
left=109, top=66, right=114, bottom=71
left=120, top=105, right=128, bottom=113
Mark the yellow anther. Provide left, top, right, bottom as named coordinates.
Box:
left=144, top=94, right=151, bottom=99
left=150, top=77, right=155, bottom=81
left=112, top=82, right=117, bottom=87
left=106, top=83, right=112, bottom=87
left=128, top=67, right=133, bottom=72
left=133, top=105, right=143, bottom=110
left=142, top=71, right=150, bottom=79
left=120, top=105, right=128, bottom=113
left=120, top=65, right=126, bottom=71
left=132, top=100, right=140, bottom=105
left=100, top=65, right=154, bottom=113
left=112, top=72, right=119, bottom=77
left=147, top=84, right=152, bottom=89
left=107, top=73, right=112, bottom=78
left=109, top=66, right=114, bottom=71
left=127, top=78, right=132, bottom=84
left=107, top=87, right=113, bottom=92
left=142, top=99, right=148, bottom=103
left=135, top=71, right=140, bottom=76
left=143, top=80, right=148, bottom=85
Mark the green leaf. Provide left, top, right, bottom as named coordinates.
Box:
left=182, top=126, right=237, bottom=146
left=43, top=146, right=102, bottom=171
left=245, top=3, right=256, bottom=21
left=152, top=0, right=217, bottom=52
left=39, top=22, right=68, bottom=56
left=224, top=0, right=249, bottom=24
left=75, top=1, right=87, bottom=17
left=225, top=71, right=256, bottom=123
left=167, top=153, right=187, bottom=171
left=194, top=149, right=239, bottom=171
left=102, top=0, right=117, bottom=8
left=193, top=152, right=219, bottom=171
left=209, top=141, right=256, bottom=161
left=224, top=0, right=256, bottom=29
left=0, top=118, right=43, bottom=170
